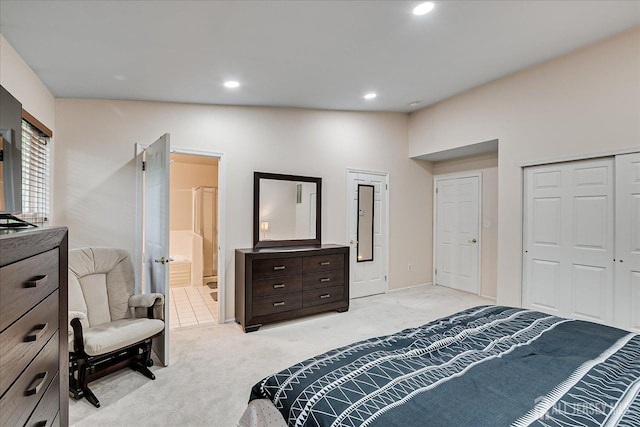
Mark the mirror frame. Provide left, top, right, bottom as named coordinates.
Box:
left=254, top=172, right=322, bottom=248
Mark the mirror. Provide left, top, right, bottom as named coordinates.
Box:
left=254, top=172, right=321, bottom=248
left=357, top=184, right=374, bottom=262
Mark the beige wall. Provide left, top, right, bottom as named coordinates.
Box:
left=408, top=27, right=640, bottom=306
left=170, top=158, right=218, bottom=230
left=427, top=152, right=499, bottom=299
left=53, top=100, right=432, bottom=321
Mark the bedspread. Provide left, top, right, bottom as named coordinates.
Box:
left=248, top=305, right=640, bottom=427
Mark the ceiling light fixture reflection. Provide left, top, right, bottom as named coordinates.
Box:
left=224, top=80, right=240, bottom=88
left=413, top=2, right=435, bottom=16
left=364, top=93, right=377, bottom=100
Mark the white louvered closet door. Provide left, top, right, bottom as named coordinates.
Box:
left=523, top=158, right=615, bottom=325
left=614, top=152, right=640, bottom=333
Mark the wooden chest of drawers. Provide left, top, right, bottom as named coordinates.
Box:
left=0, top=227, right=68, bottom=427
left=235, top=245, right=349, bottom=332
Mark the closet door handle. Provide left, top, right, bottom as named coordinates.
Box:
left=273, top=266, right=286, bottom=271
left=273, top=284, right=285, bottom=289
left=25, top=275, right=47, bottom=288
left=25, top=323, right=49, bottom=342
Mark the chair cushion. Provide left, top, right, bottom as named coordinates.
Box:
left=68, top=247, right=135, bottom=325
left=78, top=318, right=164, bottom=356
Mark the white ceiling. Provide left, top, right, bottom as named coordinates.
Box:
left=1, top=1, right=638, bottom=113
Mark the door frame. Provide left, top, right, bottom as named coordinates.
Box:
left=170, top=147, right=227, bottom=324
left=433, top=172, right=483, bottom=295
left=345, top=168, right=390, bottom=296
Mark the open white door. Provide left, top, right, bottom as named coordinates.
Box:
left=143, top=134, right=171, bottom=366
left=434, top=174, right=480, bottom=294
left=347, top=170, right=388, bottom=299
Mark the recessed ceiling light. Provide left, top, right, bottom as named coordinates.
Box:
left=413, top=2, right=435, bottom=16
left=409, top=101, right=422, bottom=107
left=224, top=80, right=240, bottom=88
left=364, top=93, right=377, bottom=100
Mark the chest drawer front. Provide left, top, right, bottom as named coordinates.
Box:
left=252, top=257, right=302, bottom=279
left=302, top=270, right=344, bottom=290
left=0, top=290, right=59, bottom=396
left=0, top=334, right=59, bottom=427
left=253, top=276, right=303, bottom=299
left=252, top=293, right=303, bottom=317
left=0, top=248, right=59, bottom=331
left=303, top=254, right=344, bottom=273
left=24, top=372, right=59, bottom=427
left=303, top=285, right=345, bottom=308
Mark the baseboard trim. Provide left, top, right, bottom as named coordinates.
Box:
left=387, top=282, right=434, bottom=293
left=480, top=294, right=497, bottom=301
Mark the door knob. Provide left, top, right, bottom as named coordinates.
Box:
left=154, top=257, right=170, bottom=264
left=350, top=240, right=358, bottom=245
left=469, top=239, right=477, bottom=244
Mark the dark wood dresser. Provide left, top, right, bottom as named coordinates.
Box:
left=235, top=244, right=349, bottom=332
left=0, top=227, right=69, bottom=427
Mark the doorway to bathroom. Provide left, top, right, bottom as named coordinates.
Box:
left=168, top=151, right=222, bottom=329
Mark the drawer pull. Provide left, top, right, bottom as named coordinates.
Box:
left=320, top=261, right=331, bottom=266
left=25, top=274, right=48, bottom=288
left=273, top=301, right=285, bottom=307
left=320, top=294, right=331, bottom=299
left=24, top=323, right=49, bottom=342
left=273, top=266, right=286, bottom=271
left=273, top=284, right=285, bottom=289
left=25, top=371, right=48, bottom=396
left=320, top=277, right=331, bottom=282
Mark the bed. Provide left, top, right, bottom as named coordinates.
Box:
left=238, top=305, right=640, bottom=427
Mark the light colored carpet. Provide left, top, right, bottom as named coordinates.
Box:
left=69, top=284, right=493, bottom=426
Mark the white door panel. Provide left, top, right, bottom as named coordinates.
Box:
left=435, top=175, right=480, bottom=294
left=523, top=158, right=614, bottom=325
left=347, top=171, right=388, bottom=299
left=615, top=152, right=640, bottom=332
left=143, top=134, right=170, bottom=366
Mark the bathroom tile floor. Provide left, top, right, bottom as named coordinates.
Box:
left=169, top=286, right=218, bottom=329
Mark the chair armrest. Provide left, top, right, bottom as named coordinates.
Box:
left=69, top=314, right=86, bottom=354
left=68, top=311, right=86, bottom=335
left=129, top=293, right=164, bottom=308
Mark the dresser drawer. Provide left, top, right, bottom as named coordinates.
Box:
left=303, top=254, right=344, bottom=273
left=0, top=248, right=59, bottom=331
left=253, top=275, right=303, bottom=299
left=252, top=257, right=302, bottom=279
left=302, top=270, right=345, bottom=290
left=0, top=334, right=59, bottom=427
left=303, top=285, right=345, bottom=308
left=0, top=290, right=59, bottom=396
left=24, top=372, right=59, bottom=427
left=252, top=293, right=303, bottom=317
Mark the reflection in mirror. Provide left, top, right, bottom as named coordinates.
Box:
left=357, top=184, right=374, bottom=262
left=259, top=179, right=317, bottom=241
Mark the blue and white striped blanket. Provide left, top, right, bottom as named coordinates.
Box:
left=250, top=306, right=640, bottom=426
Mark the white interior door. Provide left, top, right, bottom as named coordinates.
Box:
left=523, top=158, right=614, bottom=324
left=615, top=152, right=640, bottom=332
left=434, top=175, right=480, bottom=294
left=144, top=134, right=170, bottom=366
left=347, top=170, right=388, bottom=299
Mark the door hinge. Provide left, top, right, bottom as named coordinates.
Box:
left=141, top=160, right=146, bottom=171
left=385, top=275, right=387, bottom=282
left=435, top=268, right=437, bottom=275
left=436, top=187, right=438, bottom=194
left=385, top=184, right=388, bottom=190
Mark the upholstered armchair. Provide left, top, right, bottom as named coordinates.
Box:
left=68, top=247, right=164, bottom=408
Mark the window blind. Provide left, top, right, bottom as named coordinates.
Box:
left=21, top=119, right=50, bottom=224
